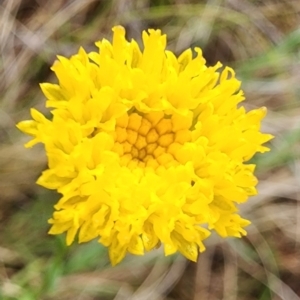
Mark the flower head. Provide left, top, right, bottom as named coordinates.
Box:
left=17, top=26, right=273, bottom=265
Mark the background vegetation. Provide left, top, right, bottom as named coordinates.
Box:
left=1, top=0, right=300, bottom=299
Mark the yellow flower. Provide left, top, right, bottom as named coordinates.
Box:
left=17, top=26, right=273, bottom=265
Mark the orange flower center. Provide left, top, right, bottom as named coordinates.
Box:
left=112, top=111, right=192, bottom=169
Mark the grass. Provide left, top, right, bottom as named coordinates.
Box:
left=1, top=0, right=300, bottom=299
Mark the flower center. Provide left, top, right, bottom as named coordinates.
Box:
left=112, top=112, right=192, bottom=170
